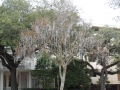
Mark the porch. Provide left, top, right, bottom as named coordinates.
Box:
left=0, top=71, right=32, bottom=90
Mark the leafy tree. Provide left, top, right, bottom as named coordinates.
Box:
left=30, top=0, right=94, bottom=90
left=87, top=26, right=120, bottom=90
left=31, top=0, right=83, bottom=90
left=0, top=0, right=39, bottom=90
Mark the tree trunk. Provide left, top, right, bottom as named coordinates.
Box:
left=100, top=60, right=107, bottom=90
left=59, top=66, right=67, bottom=90
left=10, top=68, right=18, bottom=90
left=60, top=75, right=66, bottom=90
left=100, top=69, right=104, bottom=90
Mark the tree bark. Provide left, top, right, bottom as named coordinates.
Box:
left=60, top=75, right=66, bottom=90
left=101, top=67, right=104, bottom=90
left=59, top=65, right=67, bottom=90
left=100, top=60, right=107, bottom=90
left=10, top=68, right=18, bottom=90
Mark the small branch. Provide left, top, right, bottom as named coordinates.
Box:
left=59, top=65, right=62, bottom=78
left=85, top=61, right=101, bottom=76
left=0, top=55, right=8, bottom=64
left=0, top=55, right=11, bottom=69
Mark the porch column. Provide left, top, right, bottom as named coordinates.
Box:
left=18, top=72, right=21, bottom=88
left=27, top=72, right=31, bottom=88
left=16, top=71, right=18, bottom=87
left=28, top=72, right=31, bottom=88
left=6, top=73, right=9, bottom=88
left=0, top=71, right=3, bottom=90
left=27, top=74, right=28, bottom=88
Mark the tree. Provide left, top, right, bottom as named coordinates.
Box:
left=0, top=0, right=39, bottom=90
left=87, top=26, right=120, bottom=90
left=31, top=0, right=84, bottom=90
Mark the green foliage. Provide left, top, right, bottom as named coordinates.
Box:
left=99, top=27, right=120, bottom=46
left=22, top=88, right=57, bottom=90
left=65, top=61, right=91, bottom=90
left=0, top=0, right=38, bottom=48
left=0, top=5, right=21, bottom=46
left=32, top=52, right=58, bottom=89
left=92, top=26, right=120, bottom=60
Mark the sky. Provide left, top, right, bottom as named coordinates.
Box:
left=73, top=0, right=120, bottom=27
left=0, top=0, right=120, bottom=27
left=0, top=0, right=2, bottom=5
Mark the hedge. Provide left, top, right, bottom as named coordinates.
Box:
left=22, top=88, right=58, bottom=90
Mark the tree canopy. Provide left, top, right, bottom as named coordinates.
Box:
left=0, top=0, right=40, bottom=47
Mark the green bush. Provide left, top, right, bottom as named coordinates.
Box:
left=22, top=88, right=57, bottom=90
